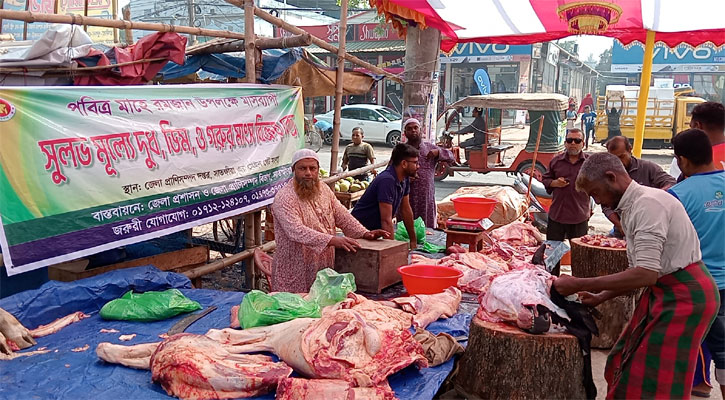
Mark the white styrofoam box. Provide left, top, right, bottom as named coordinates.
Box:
left=654, top=78, right=674, bottom=89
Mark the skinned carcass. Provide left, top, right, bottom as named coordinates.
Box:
left=323, top=293, right=413, bottom=331
left=205, top=309, right=427, bottom=387
left=276, top=378, right=397, bottom=400
left=391, top=287, right=462, bottom=329
left=477, top=267, right=569, bottom=333
left=97, top=333, right=292, bottom=400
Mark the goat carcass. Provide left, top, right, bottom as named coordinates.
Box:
left=97, top=333, right=292, bottom=400
left=391, top=287, right=462, bottom=329
left=206, top=309, right=427, bottom=387
left=477, top=267, right=569, bottom=332
left=276, top=378, right=397, bottom=400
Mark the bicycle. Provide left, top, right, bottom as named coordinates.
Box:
left=303, top=117, right=323, bottom=152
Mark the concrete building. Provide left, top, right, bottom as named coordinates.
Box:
left=610, top=41, right=725, bottom=103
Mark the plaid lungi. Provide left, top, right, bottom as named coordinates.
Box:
left=605, top=262, right=720, bottom=399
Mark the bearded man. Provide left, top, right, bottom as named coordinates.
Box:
left=403, top=118, right=454, bottom=228
left=271, top=149, right=389, bottom=293
left=541, top=128, right=591, bottom=244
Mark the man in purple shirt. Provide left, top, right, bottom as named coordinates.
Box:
left=542, top=128, right=591, bottom=244
left=352, top=143, right=418, bottom=250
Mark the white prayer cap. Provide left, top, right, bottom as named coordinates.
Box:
left=291, top=148, right=319, bottom=167
left=403, top=118, right=420, bottom=129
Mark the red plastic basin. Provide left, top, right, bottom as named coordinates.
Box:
left=398, top=264, right=463, bottom=295
left=451, top=196, right=498, bottom=220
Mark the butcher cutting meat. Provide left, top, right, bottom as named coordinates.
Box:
left=554, top=152, right=719, bottom=399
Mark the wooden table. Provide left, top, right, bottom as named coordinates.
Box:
left=334, top=189, right=365, bottom=209
left=444, top=229, right=487, bottom=252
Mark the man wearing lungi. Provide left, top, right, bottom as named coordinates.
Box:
left=554, top=152, right=720, bottom=399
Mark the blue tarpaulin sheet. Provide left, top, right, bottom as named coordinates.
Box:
left=158, top=49, right=304, bottom=83
left=0, top=266, right=470, bottom=400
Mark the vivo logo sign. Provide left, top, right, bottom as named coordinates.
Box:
left=451, top=43, right=532, bottom=57
left=653, top=47, right=715, bottom=60
left=612, top=42, right=725, bottom=65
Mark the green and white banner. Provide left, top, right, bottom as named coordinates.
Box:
left=0, top=84, right=303, bottom=275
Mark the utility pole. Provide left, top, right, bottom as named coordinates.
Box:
left=188, top=0, right=197, bottom=45
left=402, top=26, right=441, bottom=141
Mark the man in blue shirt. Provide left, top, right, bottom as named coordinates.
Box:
left=580, top=105, right=597, bottom=149
left=669, top=128, right=725, bottom=398
left=352, top=143, right=419, bottom=249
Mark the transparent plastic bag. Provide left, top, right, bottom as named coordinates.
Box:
left=307, top=268, right=356, bottom=308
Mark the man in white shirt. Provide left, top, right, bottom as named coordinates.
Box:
left=554, top=152, right=720, bottom=399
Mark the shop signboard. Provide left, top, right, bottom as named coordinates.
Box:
left=441, top=43, right=533, bottom=63
left=1, top=0, right=28, bottom=40
left=0, top=85, right=303, bottom=275
left=611, top=41, right=725, bottom=73
left=546, top=43, right=560, bottom=66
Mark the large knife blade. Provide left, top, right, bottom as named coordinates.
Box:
left=167, top=306, right=217, bottom=335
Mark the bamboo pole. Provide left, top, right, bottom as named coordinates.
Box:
left=322, top=160, right=388, bottom=185
left=183, top=241, right=276, bottom=280
left=122, top=7, right=133, bottom=44
left=187, top=34, right=311, bottom=55
left=525, top=115, right=545, bottom=206
left=112, top=0, right=118, bottom=43
left=223, top=1, right=402, bottom=84
left=330, top=0, right=348, bottom=174
left=0, top=56, right=167, bottom=73
left=244, top=0, right=255, bottom=83
left=0, top=9, right=247, bottom=40
left=633, top=30, right=656, bottom=158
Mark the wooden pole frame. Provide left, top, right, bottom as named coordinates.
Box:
left=330, top=0, right=348, bottom=174
left=244, top=0, right=255, bottom=83
left=0, top=9, right=247, bottom=40
left=224, top=0, right=402, bottom=84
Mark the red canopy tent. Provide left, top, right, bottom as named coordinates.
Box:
left=369, top=0, right=725, bottom=156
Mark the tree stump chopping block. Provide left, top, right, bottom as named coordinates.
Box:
left=454, top=318, right=586, bottom=400
left=570, top=237, right=634, bottom=349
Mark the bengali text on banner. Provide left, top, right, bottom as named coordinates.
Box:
left=0, top=84, right=304, bottom=275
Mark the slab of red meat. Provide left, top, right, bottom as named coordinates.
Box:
left=489, top=222, right=544, bottom=247
left=276, top=378, right=397, bottom=400
left=579, top=234, right=626, bottom=248
left=97, top=334, right=292, bottom=399
left=476, top=267, right=569, bottom=330
left=391, top=287, right=462, bottom=329
left=151, top=334, right=292, bottom=400
left=205, top=309, right=427, bottom=387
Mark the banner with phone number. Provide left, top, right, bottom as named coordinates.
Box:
left=0, top=84, right=303, bottom=275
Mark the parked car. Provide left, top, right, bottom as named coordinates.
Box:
left=313, top=104, right=403, bottom=146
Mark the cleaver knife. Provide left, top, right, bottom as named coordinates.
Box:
left=167, top=306, right=217, bottom=335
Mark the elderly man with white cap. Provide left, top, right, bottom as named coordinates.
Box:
left=270, top=149, right=390, bottom=293
left=403, top=118, right=454, bottom=228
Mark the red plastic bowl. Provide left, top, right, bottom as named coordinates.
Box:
left=398, top=264, right=463, bottom=295
left=451, top=196, right=498, bottom=219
